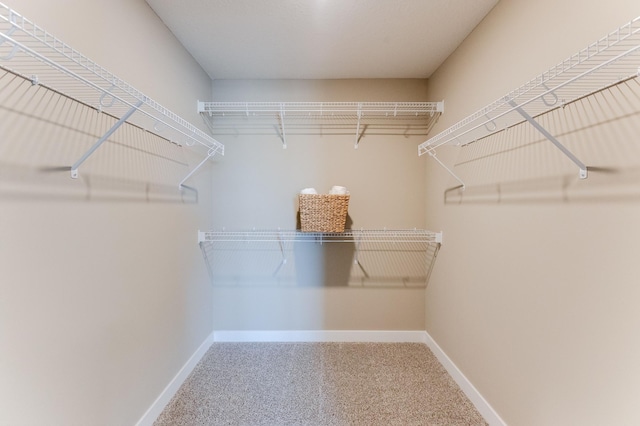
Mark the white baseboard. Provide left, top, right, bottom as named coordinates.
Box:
left=135, top=332, right=215, bottom=426
left=422, top=331, right=507, bottom=426
left=212, top=329, right=429, bottom=343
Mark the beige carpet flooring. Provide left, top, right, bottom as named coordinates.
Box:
left=154, top=342, right=487, bottom=426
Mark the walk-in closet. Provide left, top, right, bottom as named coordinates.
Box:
left=2, top=0, right=640, bottom=425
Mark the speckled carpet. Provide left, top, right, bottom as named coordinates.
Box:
left=154, top=342, right=487, bottom=426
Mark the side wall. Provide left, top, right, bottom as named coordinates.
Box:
left=425, top=1, right=640, bottom=425
left=0, top=1, right=214, bottom=424
left=208, top=79, right=431, bottom=331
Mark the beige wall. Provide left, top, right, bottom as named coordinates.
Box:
left=425, top=0, right=640, bottom=424
left=0, top=0, right=214, bottom=424
left=208, top=79, right=432, bottom=330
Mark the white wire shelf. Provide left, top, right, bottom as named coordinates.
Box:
left=198, top=229, right=442, bottom=287
left=0, top=2, right=223, bottom=183
left=418, top=15, right=640, bottom=185
left=198, top=101, right=443, bottom=118
left=199, top=101, right=443, bottom=149
left=198, top=229, right=443, bottom=244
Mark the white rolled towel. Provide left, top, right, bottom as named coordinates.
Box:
left=329, top=185, right=348, bottom=195
left=300, top=187, right=318, bottom=194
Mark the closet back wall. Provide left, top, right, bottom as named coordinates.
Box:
left=208, top=79, right=431, bottom=331
left=0, top=0, right=214, bottom=424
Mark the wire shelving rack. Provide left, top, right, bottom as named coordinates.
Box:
left=0, top=2, right=224, bottom=185
left=199, top=101, right=444, bottom=148
left=198, top=228, right=443, bottom=244
left=198, top=229, right=443, bottom=287
left=418, top=15, right=640, bottom=188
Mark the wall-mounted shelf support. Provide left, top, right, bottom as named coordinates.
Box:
left=279, top=103, right=287, bottom=149
left=507, top=99, right=588, bottom=179
left=355, top=103, right=362, bottom=149
left=179, top=147, right=218, bottom=189
left=273, top=231, right=288, bottom=276
left=352, top=232, right=370, bottom=277
left=428, top=151, right=465, bottom=189
left=199, top=241, right=215, bottom=284
left=71, top=99, right=144, bottom=179
left=353, top=232, right=363, bottom=265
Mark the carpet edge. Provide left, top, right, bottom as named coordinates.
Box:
left=423, top=331, right=508, bottom=426
left=212, top=329, right=429, bottom=343
left=135, top=331, right=215, bottom=426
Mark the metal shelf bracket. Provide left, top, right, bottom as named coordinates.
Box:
left=272, top=230, right=288, bottom=276
left=70, top=98, right=144, bottom=179
left=179, top=146, right=218, bottom=189
left=507, top=99, right=588, bottom=179
left=355, top=103, right=362, bottom=149
left=427, top=151, right=466, bottom=189
left=278, top=103, right=287, bottom=149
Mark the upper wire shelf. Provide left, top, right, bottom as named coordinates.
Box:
left=199, top=101, right=443, bottom=149
left=0, top=2, right=224, bottom=180
left=198, top=229, right=443, bottom=244
left=418, top=15, right=640, bottom=181
left=198, top=101, right=443, bottom=118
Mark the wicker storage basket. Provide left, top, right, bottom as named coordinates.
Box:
left=299, top=193, right=350, bottom=233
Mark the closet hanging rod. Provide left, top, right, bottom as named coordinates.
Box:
left=0, top=2, right=223, bottom=158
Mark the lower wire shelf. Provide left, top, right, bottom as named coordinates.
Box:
left=198, top=229, right=443, bottom=244
left=198, top=229, right=443, bottom=288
